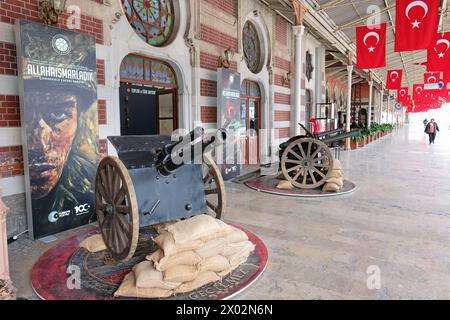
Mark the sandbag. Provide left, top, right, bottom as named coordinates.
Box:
left=322, top=182, right=340, bottom=192
left=226, top=228, right=249, bottom=243
left=195, top=229, right=249, bottom=259
left=175, top=271, right=221, bottom=294
left=326, top=177, right=344, bottom=188
left=153, top=220, right=178, bottom=234
left=200, top=255, right=230, bottom=273
left=277, top=172, right=287, bottom=180
left=79, top=234, right=107, bottom=253
left=114, top=272, right=173, bottom=298
left=133, top=261, right=181, bottom=290
left=146, top=249, right=164, bottom=264
left=333, top=159, right=342, bottom=170
left=167, top=215, right=227, bottom=244
left=226, top=242, right=255, bottom=268
left=221, top=241, right=255, bottom=258
left=154, top=231, right=204, bottom=257
left=155, top=251, right=201, bottom=272
left=328, top=170, right=343, bottom=179
left=164, top=265, right=200, bottom=283
left=276, top=180, right=294, bottom=190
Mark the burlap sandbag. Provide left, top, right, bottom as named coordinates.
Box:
left=174, top=271, right=221, bottom=294
left=328, top=170, right=343, bottom=179
left=146, top=249, right=164, bottom=264
left=133, top=261, right=181, bottom=290
left=200, top=255, right=230, bottom=273
left=326, top=177, right=344, bottom=188
left=276, top=180, right=294, bottom=190
left=226, top=241, right=255, bottom=268
left=277, top=172, right=287, bottom=180
left=114, top=272, right=173, bottom=298
left=333, top=159, right=342, bottom=170
left=153, top=220, right=178, bottom=234
left=155, top=251, right=202, bottom=272
left=221, top=241, right=255, bottom=260
left=322, top=182, right=340, bottom=192
left=164, top=265, right=200, bottom=283
left=154, top=231, right=204, bottom=257
left=195, top=228, right=249, bottom=259
left=167, top=215, right=231, bottom=244
left=79, top=234, right=107, bottom=253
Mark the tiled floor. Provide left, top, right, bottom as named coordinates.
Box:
left=8, top=124, right=450, bottom=299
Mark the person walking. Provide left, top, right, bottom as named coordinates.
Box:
left=423, top=118, right=428, bottom=129
left=425, top=119, right=440, bottom=144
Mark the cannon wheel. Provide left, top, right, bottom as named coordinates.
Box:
left=281, top=138, right=334, bottom=189
left=202, top=153, right=226, bottom=220
left=95, top=156, right=139, bottom=261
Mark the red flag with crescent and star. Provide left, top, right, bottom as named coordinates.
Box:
left=356, top=23, right=386, bottom=69
left=413, top=84, right=424, bottom=103
left=386, top=70, right=403, bottom=89
left=398, top=87, right=409, bottom=103
left=424, top=72, right=440, bottom=83
left=428, top=32, right=450, bottom=72
left=395, top=0, right=439, bottom=52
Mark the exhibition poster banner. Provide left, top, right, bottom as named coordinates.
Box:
left=217, top=68, right=242, bottom=180
left=15, top=20, right=99, bottom=239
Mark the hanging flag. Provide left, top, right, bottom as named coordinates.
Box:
left=398, top=87, right=409, bottom=103
left=424, top=72, right=440, bottom=83
left=413, top=84, right=424, bottom=102
left=356, top=23, right=386, bottom=69
left=386, top=70, right=403, bottom=89
left=395, top=0, right=439, bottom=52
left=427, top=32, right=450, bottom=72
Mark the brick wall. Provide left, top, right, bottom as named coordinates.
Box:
left=275, top=128, right=290, bottom=139
left=99, top=139, right=108, bottom=159
left=0, top=95, right=20, bottom=127
left=274, top=56, right=291, bottom=72
left=97, top=59, right=105, bottom=85
left=201, top=106, right=217, bottom=123
left=276, top=15, right=288, bottom=46
left=275, top=92, right=291, bottom=105
left=200, top=52, right=237, bottom=71
left=0, top=42, right=17, bottom=76
left=200, top=24, right=238, bottom=51
left=203, top=0, right=237, bottom=16
left=200, top=79, right=217, bottom=97
left=0, top=146, right=24, bottom=178
left=0, top=0, right=104, bottom=44
left=98, top=99, right=106, bottom=125
left=274, top=110, right=290, bottom=121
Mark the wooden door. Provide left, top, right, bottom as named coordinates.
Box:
left=156, top=89, right=178, bottom=135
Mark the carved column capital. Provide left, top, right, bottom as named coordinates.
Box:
left=291, top=0, right=308, bottom=26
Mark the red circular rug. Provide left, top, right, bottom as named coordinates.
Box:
left=31, top=224, right=268, bottom=300
left=245, top=175, right=357, bottom=198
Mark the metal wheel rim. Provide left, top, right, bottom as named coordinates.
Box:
left=202, top=153, right=226, bottom=220
left=281, top=138, right=334, bottom=189
left=95, top=156, right=139, bottom=261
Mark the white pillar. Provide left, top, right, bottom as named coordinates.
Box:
left=379, top=90, right=383, bottom=124
left=0, top=189, right=15, bottom=300
left=387, top=95, right=391, bottom=124
left=345, top=65, right=353, bottom=132
left=293, top=25, right=305, bottom=136
left=368, top=80, right=374, bottom=127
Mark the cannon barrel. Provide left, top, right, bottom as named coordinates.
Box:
left=157, top=127, right=226, bottom=176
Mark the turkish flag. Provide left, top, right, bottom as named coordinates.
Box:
left=395, top=0, right=439, bottom=52
left=445, top=89, right=450, bottom=102
left=413, top=84, right=424, bottom=102
left=356, top=23, right=386, bottom=69
left=386, top=70, right=403, bottom=89
left=424, top=72, right=440, bottom=83
left=428, top=32, right=450, bottom=72
left=398, top=87, right=409, bottom=103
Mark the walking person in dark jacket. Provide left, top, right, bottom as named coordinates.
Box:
left=425, top=119, right=440, bottom=144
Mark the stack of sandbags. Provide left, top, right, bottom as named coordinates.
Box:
left=322, top=158, right=344, bottom=192
left=114, top=215, right=255, bottom=298
left=79, top=234, right=107, bottom=253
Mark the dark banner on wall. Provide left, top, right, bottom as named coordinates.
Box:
left=217, top=68, right=242, bottom=180
left=15, top=20, right=99, bottom=239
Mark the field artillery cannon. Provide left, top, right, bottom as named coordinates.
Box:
left=279, top=124, right=360, bottom=189
left=95, top=128, right=226, bottom=261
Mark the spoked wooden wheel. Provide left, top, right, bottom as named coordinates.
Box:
left=95, top=156, right=139, bottom=261
left=202, top=153, right=226, bottom=220
left=281, top=138, right=334, bottom=189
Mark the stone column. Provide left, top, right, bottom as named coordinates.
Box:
left=387, top=95, right=391, bottom=124
left=291, top=0, right=307, bottom=136
left=379, top=89, right=384, bottom=124
left=367, top=79, right=374, bottom=127
left=345, top=65, right=353, bottom=133
left=293, top=25, right=305, bottom=136
left=0, top=189, right=15, bottom=300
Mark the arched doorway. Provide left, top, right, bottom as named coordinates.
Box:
left=119, top=54, right=178, bottom=136
left=240, top=80, right=261, bottom=164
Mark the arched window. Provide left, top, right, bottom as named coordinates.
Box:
left=122, top=0, right=176, bottom=47
left=243, top=21, right=263, bottom=74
